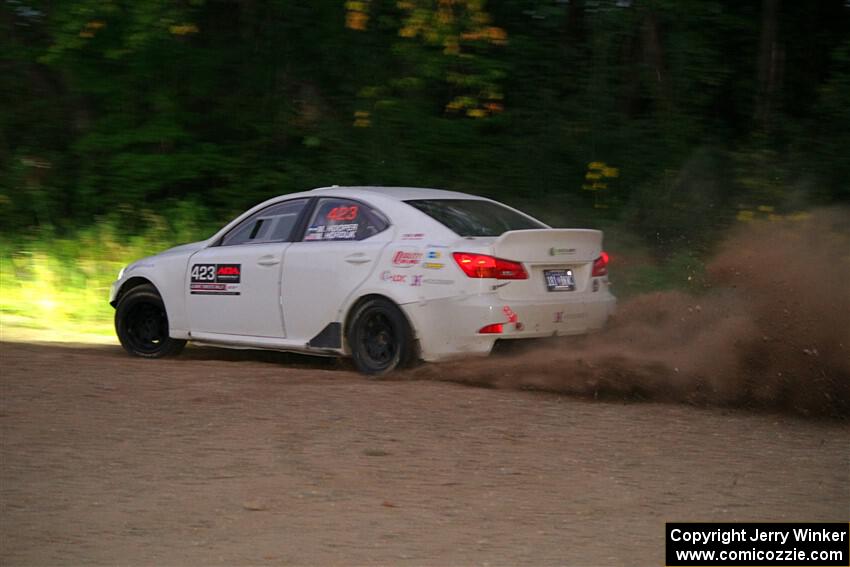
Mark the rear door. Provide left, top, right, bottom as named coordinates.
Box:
left=186, top=198, right=309, bottom=338
left=281, top=197, right=393, bottom=343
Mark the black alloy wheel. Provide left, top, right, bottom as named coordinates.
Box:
left=348, top=298, right=414, bottom=375
left=115, top=284, right=186, bottom=358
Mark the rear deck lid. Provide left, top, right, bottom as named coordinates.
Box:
left=493, top=229, right=604, bottom=300
left=494, top=229, right=603, bottom=263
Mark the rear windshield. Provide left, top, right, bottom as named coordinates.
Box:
left=405, top=199, right=547, bottom=237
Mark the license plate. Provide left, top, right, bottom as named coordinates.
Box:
left=544, top=269, right=575, bottom=291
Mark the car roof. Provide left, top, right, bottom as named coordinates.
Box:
left=308, top=186, right=484, bottom=201
left=211, top=186, right=532, bottom=244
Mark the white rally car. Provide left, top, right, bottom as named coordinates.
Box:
left=110, top=186, right=616, bottom=374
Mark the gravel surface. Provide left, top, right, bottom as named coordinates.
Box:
left=1, top=342, right=847, bottom=566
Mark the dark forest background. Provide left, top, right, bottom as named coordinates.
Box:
left=5, top=0, right=850, bottom=235
left=1, top=0, right=849, bottom=335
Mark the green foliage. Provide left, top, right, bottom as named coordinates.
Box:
left=2, top=0, right=848, bottom=264
left=615, top=249, right=708, bottom=299
left=1, top=206, right=214, bottom=339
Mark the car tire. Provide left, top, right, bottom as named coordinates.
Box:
left=115, top=283, right=186, bottom=358
left=348, top=298, right=414, bottom=375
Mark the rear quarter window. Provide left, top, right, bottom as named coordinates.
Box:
left=303, top=198, right=390, bottom=241
left=405, top=199, right=547, bottom=237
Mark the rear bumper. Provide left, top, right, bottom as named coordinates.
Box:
left=401, top=286, right=616, bottom=362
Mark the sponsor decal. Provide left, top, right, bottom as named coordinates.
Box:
left=304, top=225, right=324, bottom=240
left=425, top=243, right=449, bottom=248
left=426, top=250, right=442, bottom=259
left=215, top=264, right=241, bottom=283
left=423, top=262, right=444, bottom=269
left=423, top=278, right=453, bottom=285
left=380, top=270, right=407, bottom=283
left=401, top=233, right=425, bottom=240
left=192, top=283, right=226, bottom=291
left=553, top=310, right=564, bottom=323
left=190, top=263, right=241, bottom=295
left=549, top=247, right=577, bottom=256
left=410, top=275, right=423, bottom=287
left=305, top=223, right=359, bottom=240
left=502, top=305, right=518, bottom=323
left=325, top=223, right=359, bottom=240
left=392, top=250, right=423, bottom=267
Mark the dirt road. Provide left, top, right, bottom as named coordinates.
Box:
left=1, top=342, right=847, bottom=566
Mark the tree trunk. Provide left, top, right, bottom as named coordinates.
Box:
left=642, top=9, right=670, bottom=113
left=755, top=0, right=784, bottom=129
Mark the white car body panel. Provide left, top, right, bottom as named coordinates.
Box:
left=280, top=234, right=391, bottom=343
left=186, top=242, right=289, bottom=338
left=109, top=239, right=212, bottom=338
left=110, top=186, right=616, bottom=362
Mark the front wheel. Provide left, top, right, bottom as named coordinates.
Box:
left=347, top=298, right=414, bottom=375
left=115, top=284, right=186, bottom=358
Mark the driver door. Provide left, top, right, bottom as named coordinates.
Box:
left=186, top=198, right=309, bottom=338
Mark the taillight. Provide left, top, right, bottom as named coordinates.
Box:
left=592, top=251, right=610, bottom=277
left=478, top=323, right=504, bottom=334
left=453, top=253, right=528, bottom=280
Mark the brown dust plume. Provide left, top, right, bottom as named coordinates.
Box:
left=408, top=209, right=850, bottom=417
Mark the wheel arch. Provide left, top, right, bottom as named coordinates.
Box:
left=343, top=293, right=420, bottom=359
left=110, top=276, right=159, bottom=307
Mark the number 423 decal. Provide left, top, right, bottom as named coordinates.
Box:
left=190, top=264, right=216, bottom=281
left=326, top=205, right=358, bottom=221
left=190, top=264, right=241, bottom=295
left=191, top=264, right=241, bottom=282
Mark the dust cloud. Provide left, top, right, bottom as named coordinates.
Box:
left=408, top=209, right=850, bottom=417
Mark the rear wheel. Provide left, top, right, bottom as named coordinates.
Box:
left=115, top=284, right=186, bottom=358
left=348, top=298, right=414, bottom=375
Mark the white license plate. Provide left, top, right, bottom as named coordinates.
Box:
left=544, top=269, right=575, bottom=291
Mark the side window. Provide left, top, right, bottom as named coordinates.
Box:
left=220, top=199, right=307, bottom=246
left=303, top=198, right=389, bottom=242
